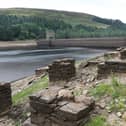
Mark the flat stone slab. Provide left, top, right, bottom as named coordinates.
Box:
left=23, top=118, right=37, bottom=126
left=29, top=85, right=95, bottom=126
left=30, top=86, right=63, bottom=104
left=51, top=116, right=88, bottom=126
left=29, top=86, right=64, bottom=114
left=88, top=61, right=101, bottom=66
left=56, top=102, right=93, bottom=121
left=39, top=86, right=63, bottom=104
left=105, top=60, right=126, bottom=65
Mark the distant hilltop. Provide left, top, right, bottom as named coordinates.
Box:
left=0, top=8, right=126, bottom=41
left=0, top=8, right=122, bottom=28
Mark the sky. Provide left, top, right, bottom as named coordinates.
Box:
left=0, top=0, right=126, bottom=23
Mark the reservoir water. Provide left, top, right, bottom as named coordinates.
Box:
left=0, top=48, right=109, bottom=82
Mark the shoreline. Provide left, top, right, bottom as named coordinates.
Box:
left=10, top=53, right=105, bottom=95
left=0, top=37, right=125, bottom=50
left=0, top=40, right=37, bottom=50
left=11, top=74, right=36, bottom=95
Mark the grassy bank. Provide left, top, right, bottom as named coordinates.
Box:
left=12, top=76, right=49, bottom=105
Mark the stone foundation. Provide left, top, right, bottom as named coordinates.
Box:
left=29, top=86, right=94, bottom=126
left=48, top=58, right=76, bottom=82
left=35, top=66, right=48, bottom=77
left=0, top=83, right=12, bottom=116
left=119, top=49, right=126, bottom=59
left=97, top=61, right=126, bottom=79
left=104, top=51, right=119, bottom=60
left=87, top=61, right=101, bottom=66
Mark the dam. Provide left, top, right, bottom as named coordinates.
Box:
left=37, top=37, right=126, bottom=48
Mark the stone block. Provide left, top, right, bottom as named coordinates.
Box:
left=30, top=86, right=63, bottom=114
left=97, top=60, right=126, bottom=79
left=55, top=102, right=94, bottom=121
left=120, top=49, right=126, bottom=59
left=48, top=58, right=76, bottom=82
left=31, top=112, right=49, bottom=125
left=87, top=61, right=101, bottom=66
left=104, top=51, right=119, bottom=59
left=29, top=86, right=94, bottom=126
left=30, top=86, right=62, bottom=104
left=23, top=118, right=37, bottom=126
left=51, top=116, right=88, bottom=126
left=0, top=82, right=12, bottom=116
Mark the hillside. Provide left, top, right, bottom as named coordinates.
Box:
left=0, top=8, right=109, bottom=28
left=0, top=8, right=126, bottom=41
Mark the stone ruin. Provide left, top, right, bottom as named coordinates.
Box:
left=25, top=58, right=95, bottom=126
left=87, top=61, right=101, bottom=66
left=97, top=61, right=126, bottom=79
left=29, top=86, right=94, bottom=126
left=119, top=48, right=126, bottom=59
left=104, top=51, right=119, bottom=60
left=48, top=58, right=76, bottom=82
left=0, top=82, right=12, bottom=116
left=46, top=30, right=55, bottom=40
left=97, top=48, right=126, bottom=79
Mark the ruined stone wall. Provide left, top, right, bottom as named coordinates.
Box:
left=119, top=49, right=126, bottom=59
left=37, top=37, right=126, bottom=48
left=104, top=51, right=119, bottom=60
left=87, top=61, right=101, bottom=66
left=97, top=61, right=126, bottom=79
left=48, top=58, right=76, bottom=82
left=0, top=83, right=12, bottom=116
left=29, top=86, right=94, bottom=126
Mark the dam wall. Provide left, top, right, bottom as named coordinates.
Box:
left=37, top=37, right=126, bottom=48
left=0, top=37, right=126, bottom=50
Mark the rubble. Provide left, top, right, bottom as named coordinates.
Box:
left=119, top=48, right=126, bottom=59
left=97, top=61, right=126, bottom=79
left=29, top=86, right=95, bottom=126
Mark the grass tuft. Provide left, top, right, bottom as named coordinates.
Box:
left=90, top=76, right=126, bottom=112
left=12, top=76, right=48, bottom=105
left=85, top=115, right=108, bottom=126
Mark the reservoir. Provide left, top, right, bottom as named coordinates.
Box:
left=0, top=48, right=109, bottom=82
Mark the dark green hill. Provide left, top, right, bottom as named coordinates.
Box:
left=0, top=8, right=109, bottom=28
left=0, top=8, right=125, bottom=41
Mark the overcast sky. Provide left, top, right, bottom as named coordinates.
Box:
left=0, top=0, right=126, bottom=23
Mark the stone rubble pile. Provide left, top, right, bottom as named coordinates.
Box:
left=87, top=61, right=101, bottom=66
left=119, top=48, right=126, bottom=59
left=29, top=86, right=95, bottom=126
left=48, top=58, right=76, bottom=82
left=97, top=48, right=126, bottom=79
left=97, top=61, right=126, bottom=79
left=104, top=51, right=119, bottom=59
left=0, top=83, right=12, bottom=116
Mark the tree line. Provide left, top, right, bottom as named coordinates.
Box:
left=0, top=15, right=126, bottom=41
